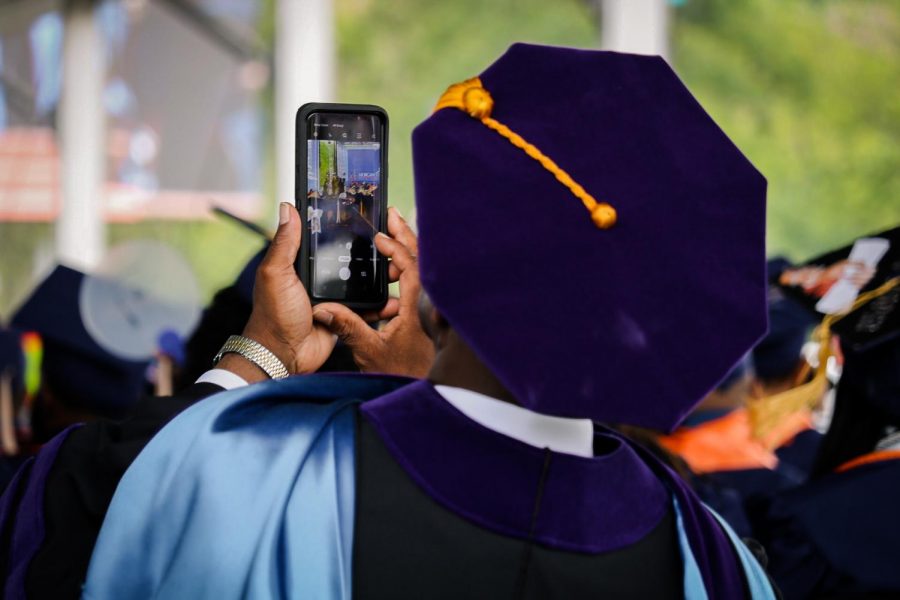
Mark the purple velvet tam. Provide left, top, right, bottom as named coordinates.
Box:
left=413, top=43, right=767, bottom=430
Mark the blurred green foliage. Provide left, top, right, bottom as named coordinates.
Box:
left=674, top=0, right=900, bottom=258
left=335, top=0, right=597, bottom=218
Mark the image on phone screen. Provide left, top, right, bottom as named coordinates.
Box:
left=305, top=112, right=384, bottom=302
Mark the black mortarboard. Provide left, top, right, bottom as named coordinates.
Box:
left=777, top=226, right=900, bottom=352
left=11, top=266, right=149, bottom=414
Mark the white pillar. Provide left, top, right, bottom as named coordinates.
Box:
left=275, top=0, right=335, bottom=213
left=601, top=0, right=670, bottom=61
left=56, top=0, right=106, bottom=270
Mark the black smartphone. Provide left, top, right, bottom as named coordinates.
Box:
left=296, top=103, right=389, bottom=310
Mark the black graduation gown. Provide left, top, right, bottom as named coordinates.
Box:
left=1, top=381, right=683, bottom=599
left=81, top=377, right=770, bottom=598
left=353, top=412, right=684, bottom=598
left=753, top=457, right=900, bottom=599
left=2, top=382, right=220, bottom=599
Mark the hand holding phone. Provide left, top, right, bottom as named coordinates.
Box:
left=312, top=207, right=435, bottom=378
left=223, top=203, right=339, bottom=383
left=296, top=103, right=389, bottom=311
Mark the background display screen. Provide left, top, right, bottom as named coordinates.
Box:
left=305, top=112, right=384, bottom=301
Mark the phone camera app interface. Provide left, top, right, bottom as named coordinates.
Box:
left=306, top=112, right=383, bottom=301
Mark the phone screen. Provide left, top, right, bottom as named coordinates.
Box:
left=305, top=112, right=384, bottom=302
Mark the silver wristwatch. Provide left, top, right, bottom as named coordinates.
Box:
left=213, top=335, right=290, bottom=380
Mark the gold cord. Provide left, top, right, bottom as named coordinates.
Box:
left=434, top=78, right=616, bottom=229
left=749, top=277, right=900, bottom=443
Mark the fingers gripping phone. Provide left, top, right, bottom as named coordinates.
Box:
left=296, top=103, right=389, bottom=311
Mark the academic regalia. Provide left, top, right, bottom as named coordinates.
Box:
left=771, top=428, right=821, bottom=479
left=662, top=269, right=828, bottom=539
left=660, top=404, right=803, bottom=539
left=84, top=375, right=774, bottom=599
left=85, top=43, right=776, bottom=598
left=754, top=457, right=900, bottom=599
left=1, top=384, right=218, bottom=600
left=753, top=339, right=900, bottom=598
left=0, top=249, right=361, bottom=598
left=0, top=266, right=157, bottom=598
left=751, top=229, right=900, bottom=598
left=752, top=265, right=823, bottom=478
left=10, top=266, right=151, bottom=430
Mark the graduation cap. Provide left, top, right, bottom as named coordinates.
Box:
left=749, top=230, right=900, bottom=440
left=776, top=226, right=900, bottom=352
left=10, top=266, right=150, bottom=415
left=413, top=43, right=768, bottom=430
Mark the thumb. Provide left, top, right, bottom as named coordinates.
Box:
left=313, top=303, right=379, bottom=348
left=261, top=203, right=301, bottom=270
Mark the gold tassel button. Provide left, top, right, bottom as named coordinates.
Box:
left=591, top=203, right=617, bottom=229
left=462, top=87, right=493, bottom=119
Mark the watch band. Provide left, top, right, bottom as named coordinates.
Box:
left=213, top=335, right=290, bottom=380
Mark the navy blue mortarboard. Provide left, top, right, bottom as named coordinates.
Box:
left=750, top=229, right=900, bottom=436
left=765, top=256, right=793, bottom=284
left=10, top=266, right=149, bottom=414
left=753, top=283, right=818, bottom=382
left=777, top=225, right=900, bottom=352
left=414, top=43, right=767, bottom=430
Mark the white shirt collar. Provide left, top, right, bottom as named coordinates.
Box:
left=433, top=385, right=595, bottom=458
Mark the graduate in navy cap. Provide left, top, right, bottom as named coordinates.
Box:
left=657, top=274, right=824, bottom=537
left=753, top=334, right=900, bottom=599
left=657, top=358, right=785, bottom=538
left=751, top=229, right=900, bottom=599
left=0, top=246, right=366, bottom=599
left=81, top=44, right=777, bottom=598
left=749, top=277, right=823, bottom=478
left=9, top=266, right=151, bottom=439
